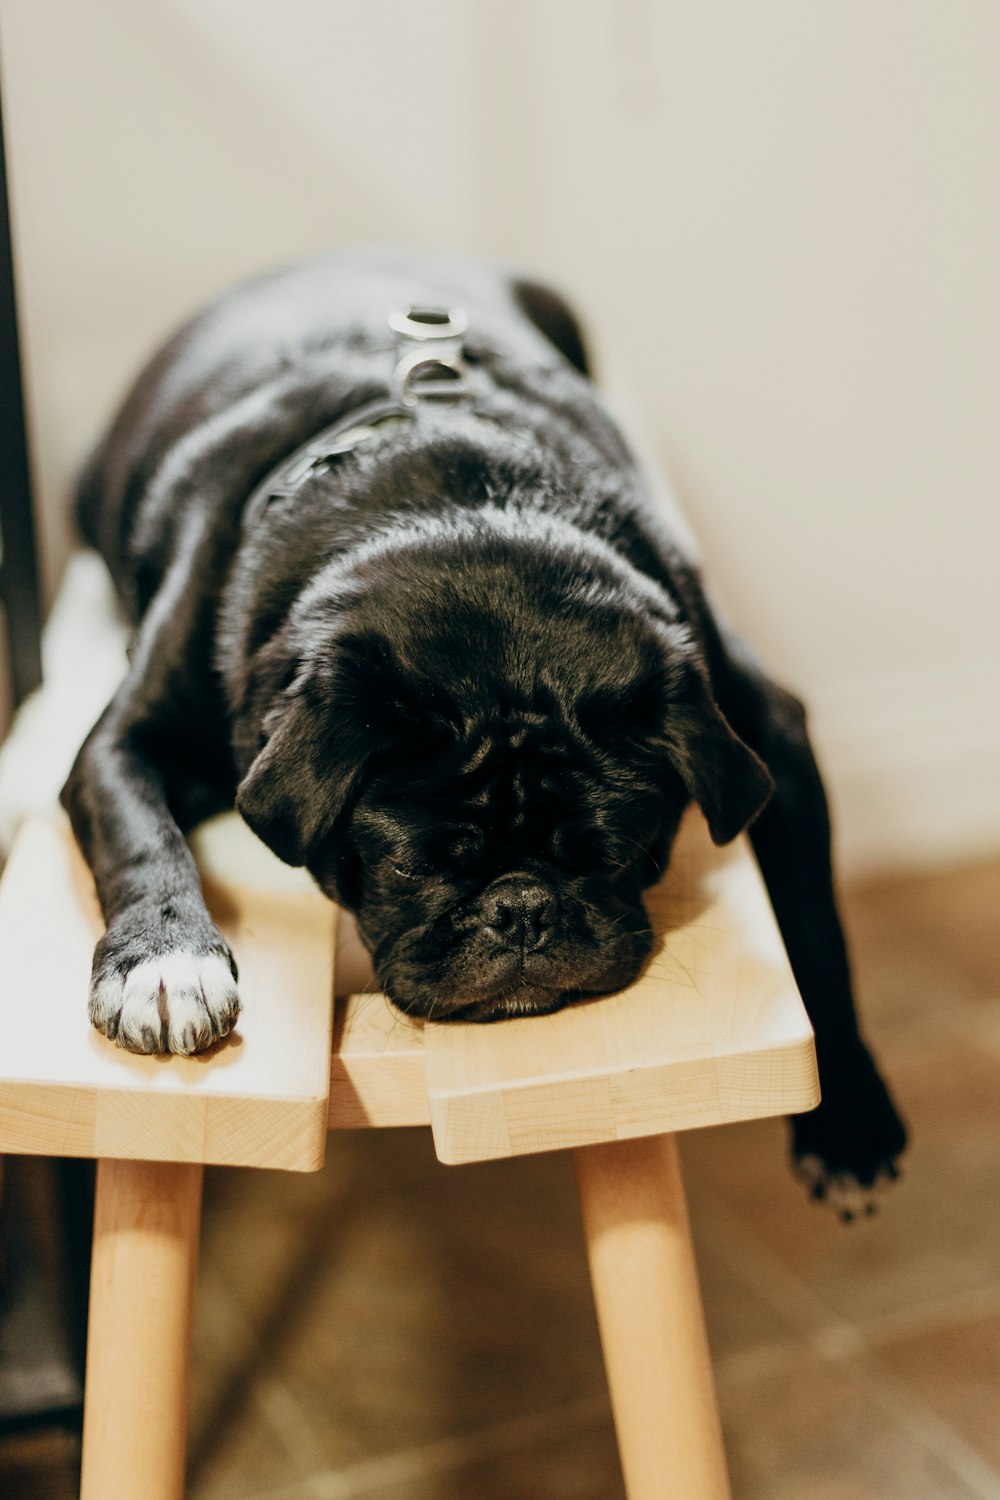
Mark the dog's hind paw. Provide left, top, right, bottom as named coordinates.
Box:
left=790, top=1044, right=907, bottom=1222
left=90, top=949, right=241, bottom=1055
left=793, top=1153, right=900, bottom=1223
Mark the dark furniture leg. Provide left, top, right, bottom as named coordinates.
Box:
left=0, top=62, right=44, bottom=709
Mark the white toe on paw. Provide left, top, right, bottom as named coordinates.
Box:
left=795, top=1153, right=898, bottom=1221
left=90, top=951, right=240, bottom=1055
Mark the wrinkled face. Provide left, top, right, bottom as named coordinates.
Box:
left=309, top=717, right=690, bottom=1020
left=235, top=536, right=772, bottom=1024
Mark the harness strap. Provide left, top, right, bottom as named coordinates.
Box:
left=242, top=302, right=473, bottom=530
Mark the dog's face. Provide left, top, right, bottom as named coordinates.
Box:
left=236, top=531, right=771, bottom=1021
left=316, top=704, right=687, bottom=1021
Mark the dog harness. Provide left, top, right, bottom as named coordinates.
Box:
left=242, top=304, right=472, bottom=530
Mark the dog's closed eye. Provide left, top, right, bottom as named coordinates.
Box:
left=386, top=858, right=432, bottom=882
left=448, top=832, right=484, bottom=863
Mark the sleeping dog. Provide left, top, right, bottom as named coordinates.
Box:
left=62, top=249, right=906, bottom=1209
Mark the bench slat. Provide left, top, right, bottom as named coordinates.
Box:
left=0, top=818, right=336, bottom=1170
left=424, top=810, right=819, bottom=1164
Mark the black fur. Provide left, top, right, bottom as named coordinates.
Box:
left=62, top=249, right=906, bottom=1202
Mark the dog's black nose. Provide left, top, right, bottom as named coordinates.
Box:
left=482, top=878, right=557, bottom=951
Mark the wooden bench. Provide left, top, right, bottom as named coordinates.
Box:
left=0, top=808, right=819, bottom=1499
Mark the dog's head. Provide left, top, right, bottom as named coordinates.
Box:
left=236, top=523, right=771, bottom=1020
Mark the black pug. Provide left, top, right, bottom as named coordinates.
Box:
left=62, top=249, right=906, bottom=1211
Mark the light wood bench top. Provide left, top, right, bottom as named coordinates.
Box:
left=333, top=810, right=820, bottom=1162
left=0, top=810, right=819, bottom=1171
left=0, top=817, right=335, bottom=1170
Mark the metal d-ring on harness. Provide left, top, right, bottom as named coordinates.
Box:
left=388, top=303, right=470, bottom=402
left=241, top=303, right=471, bottom=529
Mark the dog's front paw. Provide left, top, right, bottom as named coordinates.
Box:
left=791, top=1045, right=908, bottom=1222
left=89, top=933, right=240, bottom=1055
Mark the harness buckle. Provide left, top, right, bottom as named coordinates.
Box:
left=389, top=303, right=471, bottom=404
left=394, top=347, right=470, bottom=404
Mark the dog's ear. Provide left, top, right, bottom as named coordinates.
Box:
left=236, top=633, right=455, bottom=867
left=236, top=688, right=368, bottom=867
left=664, top=661, right=774, bottom=845
left=579, top=629, right=774, bottom=845
left=236, top=635, right=382, bottom=866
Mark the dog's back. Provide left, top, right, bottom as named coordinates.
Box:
left=77, top=252, right=595, bottom=605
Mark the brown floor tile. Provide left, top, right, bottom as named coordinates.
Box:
left=693, top=1225, right=803, bottom=1362
left=191, top=1130, right=613, bottom=1491
left=959, top=1007, right=1000, bottom=1061
left=189, top=1285, right=323, bottom=1498
left=346, top=1410, right=624, bottom=1500
left=878, top=1306, right=1000, bottom=1472
left=191, top=1124, right=808, bottom=1498
left=840, top=888, right=988, bottom=1039
left=0, top=1428, right=80, bottom=1500
left=683, top=1029, right=1000, bottom=1327
left=845, top=861, right=1000, bottom=1000
left=189, top=1378, right=326, bottom=1500
left=720, top=1344, right=988, bottom=1500
left=248, top=1142, right=607, bottom=1465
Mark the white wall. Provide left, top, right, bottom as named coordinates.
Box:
left=2, top=0, right=997, bottom=875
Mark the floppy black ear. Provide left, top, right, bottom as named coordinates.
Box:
left=236, top=692, right=366, bottom=867
left=665, top=664, right=774, bottom=845
left=235, top=630, right=453, bottom=866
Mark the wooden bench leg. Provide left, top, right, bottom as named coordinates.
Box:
left=80, top=1159, right=203, bottom=1500
left=575, top=1134, right=732, bottom=1500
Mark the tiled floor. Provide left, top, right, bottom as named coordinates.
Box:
left=3, top=858, right=999, bottom=1499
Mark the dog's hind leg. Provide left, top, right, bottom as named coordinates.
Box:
left=61, top=519, right=240, bottom=1056
left=717, top=634, right=908, bottom=1217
